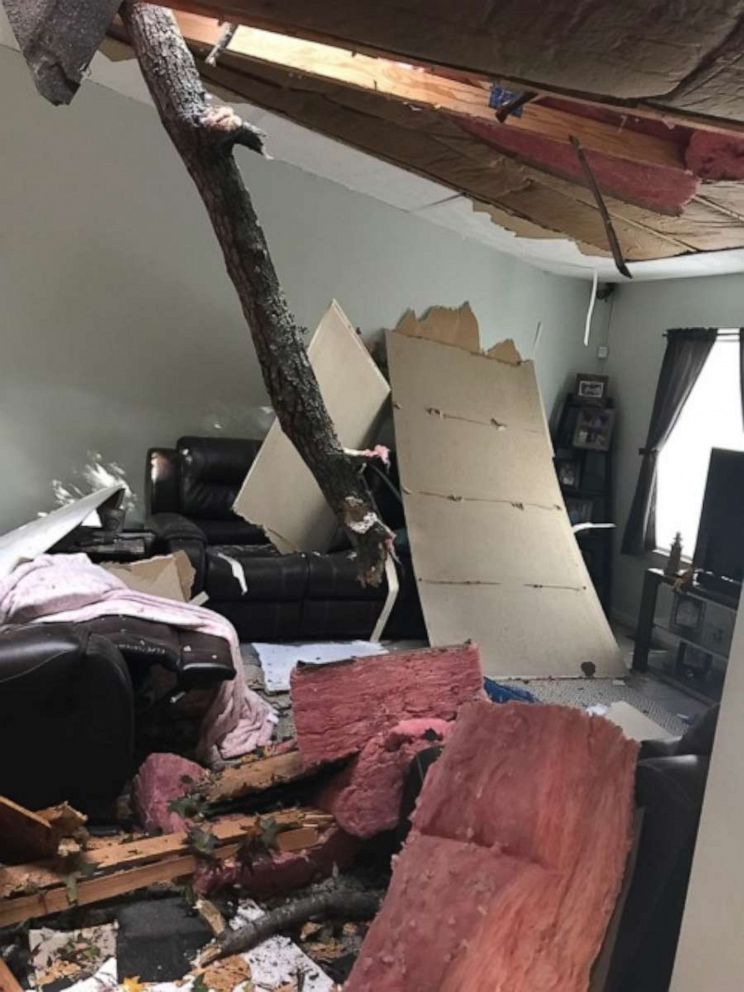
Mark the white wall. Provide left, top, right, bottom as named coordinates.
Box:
left=671, top=603, right=744, bottom=992
left=604, top=273, right=744, bottom=622
left=0, top=46, right=597, bottom=531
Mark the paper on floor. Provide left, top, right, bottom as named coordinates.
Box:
left=29, top=924, right=117, bottom=989
left=252, top=640, right=388, bottom=692
left=602, top=700, right=675, bottom=742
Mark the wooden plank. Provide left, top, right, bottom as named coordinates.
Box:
left=175, top=13, right=681, bottom=171
left=275, top=826, right=321, bottom=853
left=0, top=812, right=334, bottom=928
left=205, top=749, right=308, bottom=803
left=0, top=808, right=332, bottom=900
left=0, top=959, right=24, bottom=992
left=0, top=848, right=237, bottom=928
left=0, top=797, right=56, bottom=865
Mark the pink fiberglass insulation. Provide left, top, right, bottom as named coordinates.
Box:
left=131, top=752, right=207, bottom=834
left=346, top=701, right=638, bottom=992
left=290, top=642, right=483, bottom=767
left=194, top=825, right=358, bottom=898
left=318, top=718, right=454, bottom=838
left=458, top=117, right=698, bottom=215
left=685, top=129, right=744, bottom=180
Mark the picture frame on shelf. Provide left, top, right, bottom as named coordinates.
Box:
left=557, top=459, right=581, bottom=489
left=575, top=373, right=609, bottom=405
left=573, top=407, right=615, bottom=451
left=565, top=496, right=594, bottom=526
left=670, top=593, right=706, bottom=637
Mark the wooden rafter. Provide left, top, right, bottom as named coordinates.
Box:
left=160, top=0, right=744, bottom=138
left=172, top=13, right=683, bottom=171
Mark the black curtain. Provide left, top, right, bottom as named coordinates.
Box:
left=621, top=328, right=717, bottom=556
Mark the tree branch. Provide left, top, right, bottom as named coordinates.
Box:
left=120, top=1, right=393, bottom=583
left=199, top=884, right=382, bottom=964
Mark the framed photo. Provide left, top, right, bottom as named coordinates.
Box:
left=557, top=459, right=581, bottom=489
left=575, top=373, right=609, bottom=405
left=670, top=594, right=706, bottom=636
left=565, top=497, right=593, bottom=526
left=675, top=641, right=713, bottom=681
left=572, top=408, right=615, bottom=451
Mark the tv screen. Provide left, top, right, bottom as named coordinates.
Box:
left=694, top=448, right=744, bottom=584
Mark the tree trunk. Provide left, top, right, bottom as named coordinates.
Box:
left=120, top=1, right=392, bottom=583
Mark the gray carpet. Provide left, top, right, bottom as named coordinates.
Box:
left=521, top=678, right=692, bottom=736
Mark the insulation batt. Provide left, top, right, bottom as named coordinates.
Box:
left=194, top=826, right=357, bottom=898
left=317, top=718, right=454, bottom=838
left=131, top=753, right=207, bottom=834
left=346, top=701, right=638, bottom=992
left=290, top=643, right=484, bottom=767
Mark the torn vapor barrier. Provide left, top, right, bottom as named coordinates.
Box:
left=388, top=304, right=622, bottom=678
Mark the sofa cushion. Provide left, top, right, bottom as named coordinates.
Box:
left=178, top=436, right=260, bottom=519
left=198, top=519, right=267, bottom=545
left=206, top=545, right=305, bottom=601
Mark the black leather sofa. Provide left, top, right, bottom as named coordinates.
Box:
left=146, top=436, right=425, bottom=642
left=0, top=618, right=235, bottom=815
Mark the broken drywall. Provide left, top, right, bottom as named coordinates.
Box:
left=387, top=305, right=622, bottom=678
left=233, top=300, right=390, bottom=552
left=0, top=486, right=124, bottom=578
left=102, top=551, right=196, bottom=603
left=205, top=0, right=742, bottom=104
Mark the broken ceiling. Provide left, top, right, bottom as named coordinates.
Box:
left=98, top=1, right=744, bottom=270
left=8, top=0, right=744, bottom=271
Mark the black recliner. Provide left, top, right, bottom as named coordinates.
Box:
left=146, top=436, right=425, bottom=642
left=0, top=619, right=237, bottom=815
left=0, top=624, right=134, bottom=813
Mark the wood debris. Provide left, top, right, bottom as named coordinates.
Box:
left=0, top=809, right=333, bottom=927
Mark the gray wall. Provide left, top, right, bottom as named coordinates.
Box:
left=0, top=46, right=597, bottom=531
left=604, top=273, right=744, bottom=622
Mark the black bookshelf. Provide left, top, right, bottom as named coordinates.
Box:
left=553, top=393, right=615, bottom=615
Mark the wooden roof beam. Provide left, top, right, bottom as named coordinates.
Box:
left=171, top=13, right=683, bottom=171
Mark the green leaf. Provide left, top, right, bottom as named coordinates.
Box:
left=192, top=973, right=210, bottom=992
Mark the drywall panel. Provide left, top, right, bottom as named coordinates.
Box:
left=396, top=408, right=558, bottom=504
left=388, top=324, right=621, bottom=677
left=233, top=300, right=390, bottom=552
left=0, top=486, right=123, bottom=578
left=405, top=495, right=587, bottom=588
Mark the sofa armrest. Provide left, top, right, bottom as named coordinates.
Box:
left=146, top=447, right=180, bottom=516
left=147, top=512, right=207, bottom=592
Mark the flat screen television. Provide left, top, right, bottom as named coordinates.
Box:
left=694, top=447, right=744, bottom=588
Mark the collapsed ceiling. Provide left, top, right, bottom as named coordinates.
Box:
left=112, top=0, right=744, bottom=276
left=7, top=0, right=744, bottom=278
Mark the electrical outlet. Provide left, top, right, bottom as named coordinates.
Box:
left=597, top=344, right=609, bottom=360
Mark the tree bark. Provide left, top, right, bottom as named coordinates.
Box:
left=119, top=1, right=392, bottom=583
left=200, top=884, right=382, bottom=963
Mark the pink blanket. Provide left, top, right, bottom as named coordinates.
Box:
left=0, top=554, right=276, bottom=764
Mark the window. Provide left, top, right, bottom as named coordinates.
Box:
left=656, top=335, right=744, bottom=556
